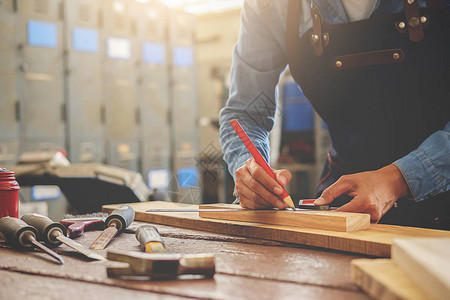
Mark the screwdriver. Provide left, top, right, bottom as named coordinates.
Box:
left=135, top=225, right=165, bottom=253
left=0, top=216, right=64, bottom=264
left=21, top=213, right=106, bottom=261
left=90, top=205, right=135, bottom=250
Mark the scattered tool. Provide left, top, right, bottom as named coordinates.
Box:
left=106, top=250, right=215, bottom=280
left=21, top=213, right=106, bottom=261
left=297, top=199, right=330, bottom=210
left=230, top=119, right=295, bottom=209
left=90, top=205, right=135, bottom=250
left=60, top=214, right=107, bottom=238
left=0, top=216, right=64, bottom=264
left=136, top=225, right=165, bottom=253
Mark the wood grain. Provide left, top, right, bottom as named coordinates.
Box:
left=102, top=202, right=450, bottom=257
left=392, top=238, right=450, bottom=300
left=352, top=259, right=429, bottom=300
left=198, top=204, right=370, bottom=232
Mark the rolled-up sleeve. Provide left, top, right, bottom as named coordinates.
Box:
left=394, top=122, right=450, bottom=201
left=219, top=0, right=288, bottom=181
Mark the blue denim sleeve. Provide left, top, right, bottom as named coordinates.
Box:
left=219, top=0, right=288, bottom=181
left=393, top=122, right=450, bottom=201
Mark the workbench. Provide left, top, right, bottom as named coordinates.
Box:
left=0, top=221, right=371, bottom=300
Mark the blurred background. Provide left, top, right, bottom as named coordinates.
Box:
left=0, top=0, right=329, bottom=220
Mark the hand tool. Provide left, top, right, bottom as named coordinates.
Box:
left=298, top=199, right=330, bottom=210
left=90, top=205, right=135, bottom=250
left=60, top=214, right=107, bottom=238
left=230, top=119, right=295, bottom=209
left=106, top=250, right=215, bottom=280
left=135, top=225, right=165, bottom=253
left=21, top=213, right=106, bottom=261
left=0, top=216, right=64, bottom=264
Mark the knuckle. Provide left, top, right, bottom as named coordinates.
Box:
left=339, top=175, right=349, bottom=183
left=322, top=188, right=331, bottom=197
left=248, top=180, right=259, bottom=191
left=252, top=167, right=262, bottom=177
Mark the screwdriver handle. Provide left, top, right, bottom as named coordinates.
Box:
left=0, top=216, right=39, bottom=249
left=60, top=219, right=105, bottom=238
left=21, top=213, right=67, bottom=247
left=135, top=225, right=164, bottom=252
left=106, top=205, right=135, bottom=234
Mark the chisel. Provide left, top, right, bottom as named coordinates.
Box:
left=21, top=213, right=106, bottom=261
left=135, top=225, right=165, bottom=253
left=0, top=216, right=64, bottom=264
left=90, top=205, right=135, bottom=250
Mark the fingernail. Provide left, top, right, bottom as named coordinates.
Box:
left=273, top=186, right=283, bottom=195
left=314, top=197, right=326, bottom=205
left=279, top=175, right=287, bottom=186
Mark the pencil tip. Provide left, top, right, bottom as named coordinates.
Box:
left=283, top=196, right=295, bottom=209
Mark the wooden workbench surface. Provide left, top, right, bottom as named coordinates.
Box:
left=0, top=222, right=370, bottom=300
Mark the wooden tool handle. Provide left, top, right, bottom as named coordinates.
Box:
left=60, top=220, right=105, bottom=238
left=178, top=254, right=216, bottom=277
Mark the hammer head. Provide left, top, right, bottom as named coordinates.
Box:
left=106, top=250, right=215, bottom=280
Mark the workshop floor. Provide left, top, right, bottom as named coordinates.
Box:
left=0, top=222, right=370, bottom=299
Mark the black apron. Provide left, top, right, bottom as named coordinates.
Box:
left=286, top=0, right=450, bottom=229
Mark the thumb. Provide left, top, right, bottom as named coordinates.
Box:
left=273, top=169, right=292, bottom=187
left=315, top=178, right=352, bottom=205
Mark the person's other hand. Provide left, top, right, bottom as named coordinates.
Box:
left=314, top=164, right=409, bottom=222
left=235, top=158, right=292, bottom=209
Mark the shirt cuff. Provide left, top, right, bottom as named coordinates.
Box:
left=393, top=149, right=445, bottom=202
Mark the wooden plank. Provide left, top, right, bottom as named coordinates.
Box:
left=351, top=259, right=429, bottom=300
left=392, top=238, right=450, bottom=300
left=102, top=202, right=450, bottom=257
left=198, top=204, right=370, bottom=232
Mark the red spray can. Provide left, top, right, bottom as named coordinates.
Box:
left=0, top=168, right=20, bottom=218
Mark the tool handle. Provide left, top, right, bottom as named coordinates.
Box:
left=179, top=254, right=216, bottom=277
left=60, top=219, right=105, bottom=238
left=135, top=225, right=164, bottom=252
left=21, top=213, right=66, bottom=247
left=0, top=216, right=39, bottom=249
left=106, top=205, right=135, bottom=234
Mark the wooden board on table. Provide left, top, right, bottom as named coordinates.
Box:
left=351, top=259, right=429, bottom=300
left=102, top=201, right=450, bottom=257
left=392, top=238, right=450, bottom=300
left=198, top=203, right=370, bottom=232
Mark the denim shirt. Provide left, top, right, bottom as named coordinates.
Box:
left=219, top=0, right=450, bottom=202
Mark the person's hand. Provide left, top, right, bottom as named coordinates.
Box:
left=314, top=164, right=409, bottom=222
left=235, top=158, right=292, bottom=209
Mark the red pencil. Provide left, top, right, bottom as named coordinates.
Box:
left=230, top=119, right=295, bottom=209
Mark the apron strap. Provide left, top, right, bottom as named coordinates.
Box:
left=402, top=0, right=425, bottom=41
left=286, top=0, right=302, bottom=64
